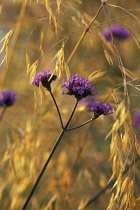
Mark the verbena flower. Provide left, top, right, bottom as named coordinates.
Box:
left=31, top=70, right=57, bottom=91
left=62, top=74, right=96, bottom=101
left=0, top=90, right=17, bottom=107
left=89, top=101, right=113, bottom=117
left=133, top=111, right=140, bottom=130
left=102, top=25, right=131, bottom=41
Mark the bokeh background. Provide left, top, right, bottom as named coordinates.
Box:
left=0, top=0, right=140, bottom=209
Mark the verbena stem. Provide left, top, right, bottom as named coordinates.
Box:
left=49, top=90, right=64, bottom=128
left=21, top=101, right=78, bottom=210
left=0, top=106, right=7, bottom=122
left=66, top=116, right=97, bottom=131
left=83, top=155, right=140, bottom=209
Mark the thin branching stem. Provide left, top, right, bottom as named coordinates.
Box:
left=66, top=116, right=97, bottom=131
left=22, top=130, right=65, bottom=210
left=22, top=101, right=78, bottom=210
left=0, top=106, right=7, bottom=122
left=49, top=90, right=64, bottom=129
left=83, top=155, right=140, bottom=209
left=65, top=101, right=78, bottom=128
left=66, top=4, right=103, bottom=65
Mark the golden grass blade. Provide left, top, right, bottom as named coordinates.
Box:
left=106, top=193, right=115, bottom=210
left=39, top=31, right=44, bottom=57
left=28, top=60, right=38, bottom=81
left=99, top=32, right=117, bottom=57
left=0, top=29, right=14, bottom=43
left=26, top=52, right=31, bottom=74
left=0, top=55, right=6, bottom=66
left=134, top=197, right=140, bottom=209
left=88, top=70, right=107, bottom=81
left=118, top=66, right=133, bottom=79
left=104, top=49, right=114, bottom=65
left=45, top=0, right=58, bottom=33
left=44, top=194, right=58, bottom=209
left=56, top=0, right=62, bottom=13
left=53, top=46, right=70, bottom=78
left=0, top=0, right=3, bottom=14
left=107, top=3, right=140, bottom=27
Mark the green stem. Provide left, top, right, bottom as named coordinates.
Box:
left=65, top=101, right=78, bottom=128
left=22, top=130, right=65, bottom=210
left=66, top=116, right=97, bottom=131
left=0, top=106, right=7, bottom=122
left=49, top=90, right=64, bottom=128
left=21, top=101, right=78, bottom=210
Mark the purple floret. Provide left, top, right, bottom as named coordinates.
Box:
left=89, top=101, right=113, bottom=117
left=62, top=74, right=96, bottom=101
left=102, top=25, right=131, bottom=41
left=133, top=111, right=140, bottom=130
left=31, top=70, right=57, bottom=91
left=0, top=90, right=17, bottom=107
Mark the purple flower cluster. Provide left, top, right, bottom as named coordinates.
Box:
left=102, top=25, right=131, bottom=41
left=31, top=70, right=57, bottom=91
left=31, top=71, right=113, bottom=117
left=89, top=101, right=113, bottom=117
left=133, top=111, right=140, bottom=130
left=62, top=74, right=96, bottom=101
left=0, top=90, right=17, bottom=107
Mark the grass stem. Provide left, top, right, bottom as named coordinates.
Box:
left=66, top=4, right=103, bottom=66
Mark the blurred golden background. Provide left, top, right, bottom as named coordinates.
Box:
left=0, top=0, right=140, bottom=209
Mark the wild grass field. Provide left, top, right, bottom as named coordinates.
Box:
left=0, top=0, right=140, bottom=209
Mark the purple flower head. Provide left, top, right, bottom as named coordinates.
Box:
left=62, top=74, right=96, bottom=101
left=102, top=25, right=131, bottom=41
left=31, top=70, right=57, bottom=91
left=0, top=90, right=17, bottom=107
left=133, top=111, right=140, bottom=130
left=89, top=101, right=113, bottom=117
